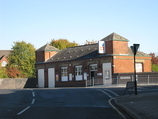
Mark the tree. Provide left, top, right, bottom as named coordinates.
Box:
left=84, top=40, right=97, bottom=45
left=50, top=39, right=78, bottom=50
left=0, top=66, right=8, bottom=78
left=6, top=67, right=23, bottom=78
left=7, top=41, right=36, bottom=78
left=152, top=64, right=158, bottom=72
left=149, top=53, right=158, bottom=65
left=149, top=53, right=158, bottom=72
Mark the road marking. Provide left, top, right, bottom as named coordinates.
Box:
left=32, top=92, right=35, bottom=97
left=17, top=89, right=36, bottom=116
left=104, top=89, right=119, bottom=97
left=109, top=98, right=127, bottom=119
left=31, top=98, right=35, bottom=104
left=17, top=106, right=30, bottom=115
left=96, top=89, right=113, bottom=98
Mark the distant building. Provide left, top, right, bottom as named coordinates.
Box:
left=35, top=33, right=151, bottom=88
left=0, top=50, right=11, bottom=67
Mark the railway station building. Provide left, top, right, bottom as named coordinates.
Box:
left=35, top=33, right=151, bottom=88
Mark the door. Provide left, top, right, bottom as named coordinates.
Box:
left=38, top=69, right=44, bottom=88
left=102, top=63, right=112, bottom=86
left=48, top=68, right=55, bottom=88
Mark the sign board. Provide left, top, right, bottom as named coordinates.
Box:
left=84, top=72, right=87, bottom=80
left=130, top=44, right=140, bottom=55
left=126, top=81, right=135, bottom=89
left=98, top=41, right=106, bottom=53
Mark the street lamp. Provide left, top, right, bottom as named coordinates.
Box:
left=130, top=44, right=140, bottom=95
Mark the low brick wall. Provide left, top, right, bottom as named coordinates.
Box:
left=0, top=78, right=36, bottom=89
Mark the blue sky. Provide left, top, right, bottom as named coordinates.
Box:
left=0, top=0, right=158, bottom=54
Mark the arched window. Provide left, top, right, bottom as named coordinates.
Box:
left=1, top=61, right=7, bottom=67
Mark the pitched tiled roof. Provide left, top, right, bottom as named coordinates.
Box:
left=0, top=50, right=11, bottom=59
left=101, top=32, right=129, bottom=41
left=46, top=44, right=150, bottom=63
left=42, top=33, right=150, bottom=63
left=46, top=44, right=100, bottom=62
left=128, top=48, right=150, bottom=57
left=36, top=44, right=59, bottom=52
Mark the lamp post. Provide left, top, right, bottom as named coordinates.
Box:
left=130, top=44, right=140, bottom=95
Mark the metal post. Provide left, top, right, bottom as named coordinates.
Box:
left=134, top=53, right=137, bottom=95
left=131, top=44, right=140, bottom=95
left=117, top=76, right=119, bottom=85
left=93, top=77, right=94, bottom=86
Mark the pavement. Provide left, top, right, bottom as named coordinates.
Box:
left=114, top=91, right=158, bottom=119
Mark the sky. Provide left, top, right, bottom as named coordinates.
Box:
left=0, top=0, right=158, bottom=54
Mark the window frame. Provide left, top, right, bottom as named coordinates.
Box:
left=61, top=67, right=68, bottom=81
left=75, top=66, right=83, bottom=81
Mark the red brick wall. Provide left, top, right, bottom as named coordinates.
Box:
left=106, top=40, right=113, bottom=54
left=36, top=51, right=57, bottom=62
left=36, top=51, right=44, bottom=62
left=143, top=58, right=151, bottom=72
left=113, top=41, right=128, bottom=54
left=105, top=40, right=128, bottom=55
left=44, top=51, right=57, bottom=61
left=113, top=56, right=151, bottom=73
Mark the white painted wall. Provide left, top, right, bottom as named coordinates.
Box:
left=102, top=63, right=112, bottom=86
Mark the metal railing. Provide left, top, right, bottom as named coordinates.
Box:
left=115, top=75, right=158, bottom=85
left=86, top=78, right=103, bottom=87
left=86, top=75, right=158, bottom=87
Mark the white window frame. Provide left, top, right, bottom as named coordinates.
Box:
left=1, top=61, right=7, bottom=67
left=75, top=66, right=83, bottom=81
left=61, top=67, right=68, bottom=81
left=136, top=63, right=143, bottom=72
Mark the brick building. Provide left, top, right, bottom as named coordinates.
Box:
left=0, top=50, right=11, bottom=67
left=35, top=33, right=151, bottom=88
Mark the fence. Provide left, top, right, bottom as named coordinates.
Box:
left=86, top=78, right=103, bottom=87
left=86, top=73, right=158, bottom=87
left=115, top=75, right=158, bottom=85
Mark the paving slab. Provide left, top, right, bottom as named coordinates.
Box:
left=114, top=92, right=158, bottom=119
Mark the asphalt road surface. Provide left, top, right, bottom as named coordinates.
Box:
left=0, top=86, right=157, bottom=119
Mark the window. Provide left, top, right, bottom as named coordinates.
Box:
left=1, top=61, right=7, bottom=67
left=61, top=67, right=68, bottom=76
left=61, top=67, right=68, bottom=81
left=75, top=66, right=82, bottom=75
left=90, top=64, right=97, bottom=71
left=75, top=66, right=83, bottom=81
left=105, top=70, right=110, bottom=80
left=136, top=63, right=143, bottom=72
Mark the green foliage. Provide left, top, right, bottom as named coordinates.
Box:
left=50, top=39, right=78, bottom=50
left=152, top=64, right=158, bottom=72
left=0, top=67, right=8, bottom=78
left=7, top=41, right=36, bottom=78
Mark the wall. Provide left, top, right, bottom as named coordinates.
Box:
left=113, top=55, right=151, bottom=73
left=0, top=78, right=36, bottom=89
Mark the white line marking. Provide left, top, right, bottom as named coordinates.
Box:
left=17, top=106, right=30, bottom=115
left=109, top=98, right=127, bottom=119
left=104, top=89, right=119, bottom=97
left=32, top=92, right=35, bottom=97
left=96, top=89, right=113, bottom=98
left=31, top=98, right=35, bottom=104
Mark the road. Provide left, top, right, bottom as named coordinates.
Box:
left=0, top=86, right=157, bottom=119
